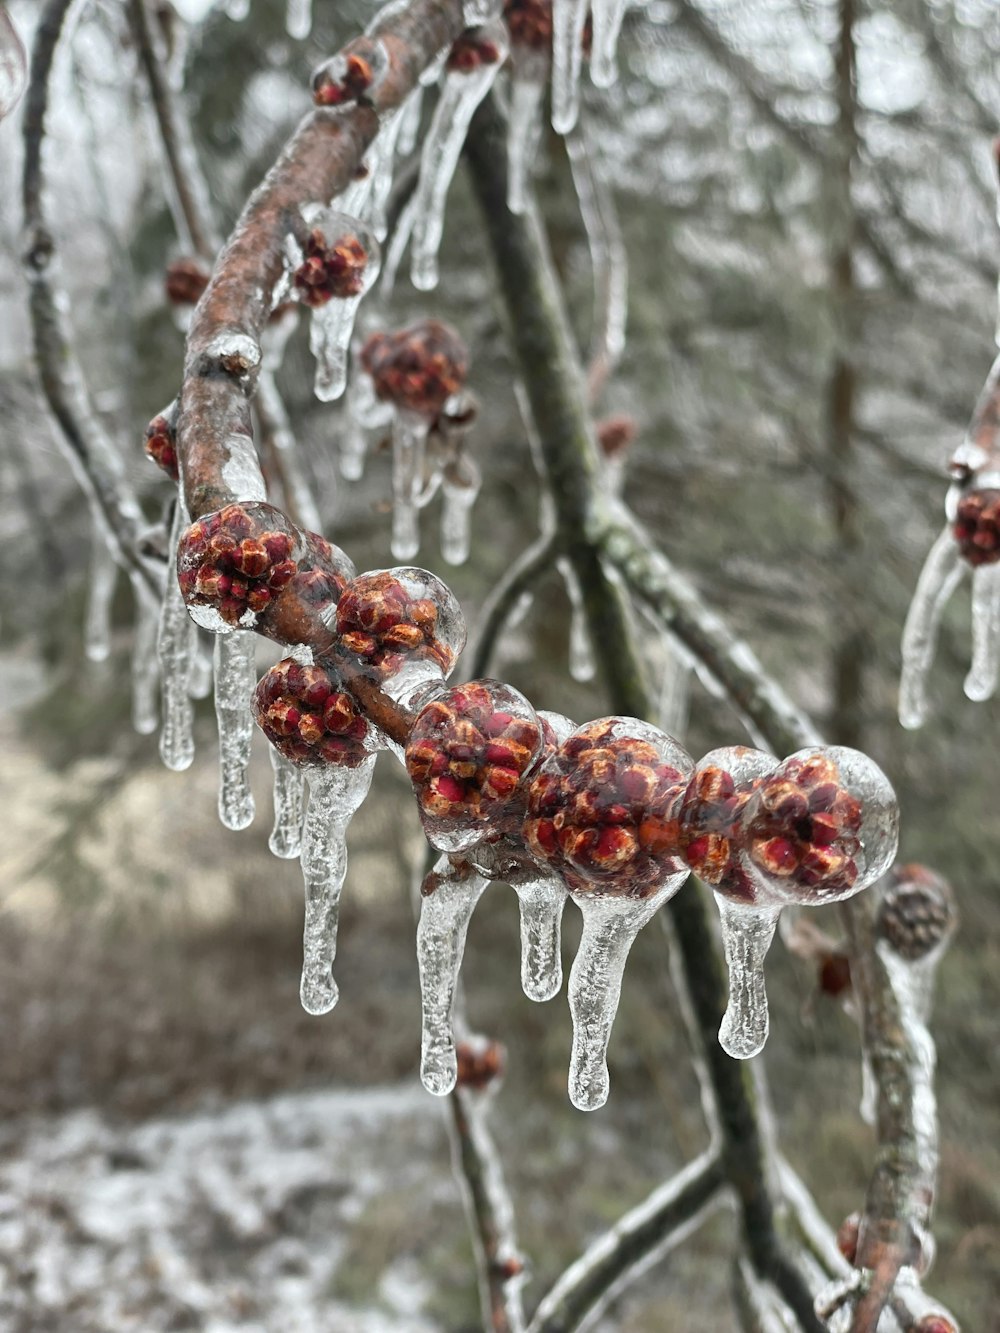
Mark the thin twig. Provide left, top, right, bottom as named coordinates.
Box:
left=468, top=532, right=559, bottom=678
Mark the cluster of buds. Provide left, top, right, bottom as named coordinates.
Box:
left=952, top=488, right=1000, bottom=565
left=524, top=718, right=693, bottom=898
left=253, top=658, right=369, bottom=767
left=176, top=502, right=300, bottom=631
left=164, top=256, right=210, bottom=308
left=503, top=0, right=553, bottom=51
left=335, top=567, right=464, bottom=681
left=311, top=39, right=387, bottom=107
left=406, top=680, right=543, bottom=851
left=876, top=863, right=956, bottom=962
left=673, top=747, right=775, bottom=904
left=293, top=227, right=371, bottom=307
left=360, top=321, right=468, bottom=419
left=287, top=531, right=355, bottom=614
left=144, top=411, right=179, bottom=481
left=447, top=26, right=505, bottom=71
left=454, top=1037, right=506, bottom=1091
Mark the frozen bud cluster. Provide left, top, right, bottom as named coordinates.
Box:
left=674, top=746, right=774, bottom=903
left=164, top=256, right=210, bottom=307
left=253, top=658, right=370, bottom=767
left=293, top=220, right=374, bottom=307
left=447, top=26, right=505, bottom=70
left=144, top=412, right=179, bottom=481
left=336, top=567, right=465, bottom=682
left=503, top=0, right=553, bottom=50
left=525, top=717, right=694, bottom=897
left=311, top=38, right=387, bottom=107
left=455, top=1037, right=506, bottom=1090
left=360, top=320, right=468, bottom=418
left=952, top=488, right=1000, bottom=565
left=177, top=502, right=300, bottom=632
left=406, top=679, right=543, bottom=851
left=877, top=863, right=956, bottom=961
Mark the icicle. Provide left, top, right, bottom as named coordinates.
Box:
left=391, top=409, right=431, bottom=560
left=409, top=31, right=507, bottom=291
left=224, top=0, right=250, bottom=19
left=899, top=525, right=965, bottom=729
left=567, top=891, right=664, bottom=1111
left=0, top=5, right=27, bottom=121
left=285, top=0, right=311, bottom=40
left=157, top=501, right=196, bottom=772
left=859, top=1052, right=876, bottom=1126
left=590, top=0, right=627, bottom=88
left=188, top=628, right=213, bottom=699
left=341, top=357, right=392, bottom=480
left=299, top=755, right=376, bottom=1014
left=310, top=293, right=366, bottom=403
left=716, top=898, right=780, bottom=1061
left=213, top=632, right=256, bottom=831
left=566, top=125, right=628, bottom=388
left=380, top=195, right=416, bottom=300
left=396, top=87, right=423, bottom=157
left=657, top=637, right=691, bottom=738
left=84, top=534, right=116, bottom=664
left=551, top=0, right=588, bottom=134
left=964, top=560, right=1000, bottom=701
left=514, top=877, right=567, bottom=1002
left=507, top=52, right=547, bottom=215
left=269, top=749, right=305, bottom=860
left=440, top=459, right=481, bottom=566
left=367, top=109, right=405, bottom=243
left=417, top=857, right=489, bottom=1095
left=557, top=557, right=596, bottom=682
left=131, top=582, right=160, bottom=736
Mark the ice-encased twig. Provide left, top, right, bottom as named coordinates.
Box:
left=716, top=898, right=780, bottom=1061
left=131, top=579, right=160, bottom=736
left=899, top=524, right=965, bottom=728
left=440, top=460, right=482, bottom=566
left=557, top=556, right=596, bottom=682
left=391, top=407, right=431, bottom=559
left=84, top=530, right=116, bottom=663
left=550, top=0, right=589, bottom=134
left=269, top=748, right=305, bottom=860
left=514, top=876, right=567, bottom=1002
left=213, top=632, right=256, bottom=830
left=964, top=559, right=1000, bottom=701
left=417, top=856, right=489, bottom=1095
left=285, top=0, right=311, bottom=40
left=410, top=47, right=505, bottom=291
left=299, top=754, right=376, bottom=1014
left=506, top=50, right=547, bottom=215
left=590, top=0, right=628, bottom=88
left=567, top=890, right=666, bottom=1111
left=157, top=501, right=196, bottom=772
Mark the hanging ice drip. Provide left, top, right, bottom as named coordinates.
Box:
left=285, top=0, right=312, bottom=41
left=340, top=334, right=394, bottom=481
left=408, top=23, right=507, bottom=292
left=524, top=718, right=695, bottom=1110
left=502, top=0, right=552, bottom=214
left=358, top=321, right=470, bottom=559
left=289, top=207, right=381, bottom=402
left=556, top=556, right=596, bottom=682
left=549, top=0, right=590, bottom=133
left=440, top=453, right=482, bottom=566
left=253, top=657, right=377, bottom=1014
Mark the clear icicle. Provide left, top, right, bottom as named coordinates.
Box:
left=506, top=53, right=547, bottom=215
left=299, top=755, right=376, bottom=1014
left=551, top=0, right=589, bottom=134
left=514, top=877, right=567, bottom=1002
left=157, top=500, right=196, bottom=772
left=84, top=533, right=116, bottom=663
left=213, top=632, right=256, bottom=831
left=342, top=361, right=392, bottom=480
left=859, top=1051, right=877, bottom=1126
left=0, top=4, right=27, bottom=122
left=440, top=459, right=482, bottom=566
left=410, top=46, right=505, bottom=291
left=964, top=560, right=1000, bottom=701
left=590, top=0, right=627, bottom=88
left=391, top=408, right=431, bottom=560
left=269, top=748, right=305, bottom=860
left=310, top=294, right=367, bottom=403
left=224, top=0, right=250, bottom=19
left=396, top=87, right=423, bottom=157
left=188, top=628, right=213, bottom=699
left=285, top=0, right=312, bottom=40
left=899, top=525, right=965, bottom=729
left=131, top=582, right=160, bottom=736
left=566, top=125, right=628, bottom=386
left=417, top=857, right=489, bottom=1095
left=567, top=891, right=664, bottom=1111
left=367, top=109, right=405, bottom=242
left=716, top=898, right=780, bottom=1061
left=557, top=556, right=596, bottom=682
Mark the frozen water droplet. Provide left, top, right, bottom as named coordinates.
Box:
left=716, top=898, right=780, bottom=1060
left=964, top=560, right=1000, bottom=701
left=269, top=748, right=305, bottom=859
left=300, top=755, right=376, bottom=1014
left=213, top=632, right=256, bottom=830
left=391, top=409, right=431, bottom=559
left=589, top=0, right=627, bottom=88
left=84, top=533, right=116, bottom=664
left=417, top=858, right=488, bottom=1095
left=551, top=0, right=588, bottom=134
left=440, top=459, right=481, bottom=566
left=158, top=501, right=196, bottom=772
left=131, top=583, right=160, bottom=736
left=410, top=31, right=507, bottom=291
left=297, top=210, right=381, bottom=403
left=557, top=556, right=596, bottom=682
left=285, top=0, right=311, bottom=40
left=567, top=889, right=667, bottom=1111
left=506, top=52, right=547, bottom=214
left=899, top=524, right=964, bottom=729
left=0, top=7, right=27, bottom=121
left=515, top=877, right=567, bottom=1002
left=204, top=332, right=261, bottom=375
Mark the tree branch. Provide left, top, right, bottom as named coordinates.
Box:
left=468, top=532, right=559, bottom=678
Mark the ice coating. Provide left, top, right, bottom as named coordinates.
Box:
left=396, top=86, right=423, bottom=157
left=589, top=0, right=626, bottom=87
left=409, top=25, right=507, bottom=292
left=657, top=637, right=691, bottom=738
left=285, top=0, right=312, bottom=40
left=131, top=583, right=160, bottom=737
left=340, top=356, right=392, bottom=480
left=406, top=679, right=543, bottom=852
left=365, top=108, right=405, bottom=242
left=158, top=500, right=196, bottom=772
left=311, top=37, right=388, bottom=108
left=557, top=556, right=596, bottom=682
left=0, top=5, right=27, bottom=121
left=965, top=560, right=1000, bottom=701
left=268, top=748, right=305, bottom=859
left=566, top=126, right=628, bottom=385
left=84, top=533, right=116, bottom=664
left=674, top=746, right=777, bottom=904
left=224, top=0, right=249, bottom=18
left=506, top=51, right=547, bottom=214
left=417, top=857, right=489, bottom=1095
left=440, top=458, right=481, bottom=566
left=716, top=899, right=780, bottom=1061
left=252, top=657, right=370, bottom=768
left=292, top=209, right=381, bottom=402
left=213, top=632, right=257, bottom=831
left=299, top=754, right=376, bottom=1014
left=188, top=630, right=213, bottom=699
left=550, top=0, right=588, bottom=133
left=899, top=525, right=964, bottom=728
left=391, top=408, right=429, bottom=559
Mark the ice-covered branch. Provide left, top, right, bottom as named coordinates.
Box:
left=468, top=532, right=558, bottom=677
